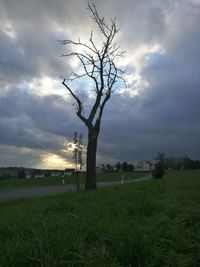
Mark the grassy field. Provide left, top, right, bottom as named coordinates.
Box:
left=0, top=172, right=146, bottom=189
left=0, top=170, right=200, bottom=266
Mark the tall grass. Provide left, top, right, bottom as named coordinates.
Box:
left=0, top=170, right=200, bottom=266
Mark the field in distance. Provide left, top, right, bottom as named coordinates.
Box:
left=0, top=170, right=200, bottom=266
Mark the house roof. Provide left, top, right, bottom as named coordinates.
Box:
left=135, top=160, right=154, bottom=166
left=65, top=168, right=75, bottom=172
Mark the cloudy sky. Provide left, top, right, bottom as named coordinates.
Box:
left=0, top=0, right=200, bottom=169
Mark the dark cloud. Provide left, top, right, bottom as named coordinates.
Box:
left=0, top=0, right=200, bottom=167
left=0, top=144, right=43, bottom=168
left=0, top=89, right=80, bottom=147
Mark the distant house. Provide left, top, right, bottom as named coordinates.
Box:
left=64, top=168, right=75, bottom=176
left=35, top=173, right=45, bottom=178
left=134, top=161, right=154, bottom=172
left=51, top=172, right=61, bottom=177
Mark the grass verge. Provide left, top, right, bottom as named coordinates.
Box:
left=0, top=172, right=146, bottom=189
left=0, top=170, right=200, bottom=266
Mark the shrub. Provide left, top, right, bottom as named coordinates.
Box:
left=152, top=163, right=165, bottom=179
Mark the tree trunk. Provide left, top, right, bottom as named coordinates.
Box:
left=85, top=129, right=98, bottom=190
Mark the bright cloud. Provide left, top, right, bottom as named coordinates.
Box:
left=0, top=0, right=200, bottom=168
left=40, top=153, right=73, bottom=169
left=27, top=76, right=66, bottom=96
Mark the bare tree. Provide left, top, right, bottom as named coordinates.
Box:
left=60, top=3, right=125, bottom=190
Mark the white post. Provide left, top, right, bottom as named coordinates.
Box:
left=62, top=175, right=65, bottom=185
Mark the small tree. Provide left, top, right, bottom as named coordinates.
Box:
left=72, top=131, right=83, bottom=191
left=122, top=161, right=128, bottom=172
left=60, top=4, right=125, bottom=189
left=152, top=163, right=165, bottom=179
left=155, top=152, right=166, bottom=168
left=106, top=163, right=112, bottom=172
left=116, top=162, right=122, bottom=172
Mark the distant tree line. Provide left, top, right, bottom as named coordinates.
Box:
left=0, top=167, right=26, bottom=180
left=0, top=167, right=66, bottom=180
left=99, top=162, right=134, bottom=172
left=152, top=153, right=200, bottom=179
left=155, top=153, right=200, bottom=170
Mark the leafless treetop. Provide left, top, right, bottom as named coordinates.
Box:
left=59, top=3, right=125, bottom=130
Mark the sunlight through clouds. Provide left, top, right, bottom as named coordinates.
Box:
left=0, top=0, right=200, bottom=167
left=40, top=153, right=74, bottom=169
left=118, top=43, right=165, bottom=97
left=27, top=76, right=67, bottom=97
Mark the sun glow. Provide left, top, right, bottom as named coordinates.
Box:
left=68, top=142, right=77, bottom=152
left=41, top=153, right=74, bottom=169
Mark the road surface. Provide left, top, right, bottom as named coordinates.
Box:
left=0, top=175, right=152, bottom=203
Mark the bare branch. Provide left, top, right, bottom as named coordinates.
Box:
left=62, top=79, right=89, bottom=126
left=60, top=3, right=126, bottom=129
left=58, top=39, right=97, bottom=54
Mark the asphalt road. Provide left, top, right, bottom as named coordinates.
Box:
left=0, top=175, right=152, bottom=203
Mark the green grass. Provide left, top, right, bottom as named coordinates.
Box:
left=0, top=170, right=200, bottom=266
left=0, top=172, right=146, bottom=189
left=96, top=171, right=146, bottom=182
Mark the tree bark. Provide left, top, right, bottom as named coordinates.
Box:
left=85, top=128, right=99, bottom=190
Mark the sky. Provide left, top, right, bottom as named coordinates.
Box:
left=0, top=0, right=200, bottom=169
